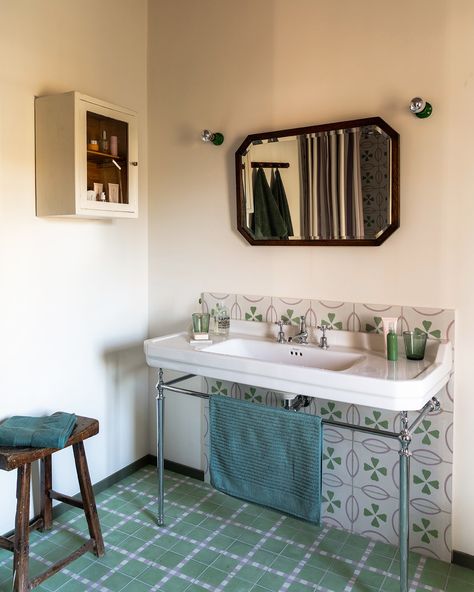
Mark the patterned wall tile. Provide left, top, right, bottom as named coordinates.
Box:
left=353, top=303, right=403, bottom=335
left=311, top=300, right=355, bottom=331
left=272, top=296, right=311, bottom=327
left=235, top=294, right=272, bottom=322
left=357, top=491, right=399, bottom=544
left=352, top=440, right=398, bottom=493
left=201, top=293, right=237, bottom=319
left=322, top=484, right=353, bottom=531
left=400, top=306, right=455, bottom=343
left=411, top=459, right=452, bottom=513
left=409, top=507, right=452, bottom=560
left=196, top=291, right=454, bottom=561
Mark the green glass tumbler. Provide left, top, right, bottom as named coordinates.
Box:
left=403, top=331, right=428, bottom=360
left=192, top=313, right=210, bottom=334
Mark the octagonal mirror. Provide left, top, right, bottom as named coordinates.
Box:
left=235, top=117, right=399, bottom=246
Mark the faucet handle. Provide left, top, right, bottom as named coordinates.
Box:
left=275, top=319, right=289, bottom=343
left=317, top=324, right=331, bottom=333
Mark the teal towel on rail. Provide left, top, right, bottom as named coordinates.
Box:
left=0, top=412, right=77, bottom=449
left=209, top=395, right=323, bottom=524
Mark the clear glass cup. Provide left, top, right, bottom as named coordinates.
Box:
left=403, top=331, right=428, bottom=360
left=192, top=313, right=210, bottom=334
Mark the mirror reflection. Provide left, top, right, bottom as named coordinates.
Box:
left=236, top=118, right=399, bottom=246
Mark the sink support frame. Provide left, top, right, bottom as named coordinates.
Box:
left=155, top=370, right=440, bottom=592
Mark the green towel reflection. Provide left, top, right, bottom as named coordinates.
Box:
left=0, top=412, right=77, bottom=449
left=209, top=395, right=322, bottom=524
left=251, top=168, right=288, bottom=239
left=271, top=169, right=294, bottom=236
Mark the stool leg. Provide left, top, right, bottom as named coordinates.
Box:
left=40, top=455, right=53, bottom=531
left=72, top=442, right=105, bottom=557
left=13, top=463, right=31, bottom=592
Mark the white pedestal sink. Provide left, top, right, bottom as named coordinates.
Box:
left=144, top=320, right=452, bottom=411
left=144, top=320, right=452, bottom=592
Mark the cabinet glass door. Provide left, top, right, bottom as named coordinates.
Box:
left=86, top=111, right=129, bottom=205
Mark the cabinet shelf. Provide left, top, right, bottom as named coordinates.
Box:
left=87, top=150, right=126, bottom=161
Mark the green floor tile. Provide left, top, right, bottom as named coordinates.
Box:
left=298, top=563, right=325, bottom=585
left=446, top=578, right=474, bottom=592
left=199, top=566, right=228, bottom=586
left=319, top=570, right=351, bottom=591
left=355, top=567, right=386, bottom=588
left=256, top=570, right=287, bottom=589
left=419, top=568, right=449, bottom=589
left=120, top=579, right=153, bottom=592
left=223, top=576, right=255, bottom=591
left=160, top=577, right=190, bottom=591
left=449, top=563, right=474, bottom=585
left=211, top=553, right=240, bottom=573
left=192, top=547, right=221, bottom=565
left=1, top=465, right=464, bottom=592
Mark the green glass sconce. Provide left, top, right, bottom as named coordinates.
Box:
left=201, top=129, right=224, bottom=145
left=409, top=97, right=433, bottom=119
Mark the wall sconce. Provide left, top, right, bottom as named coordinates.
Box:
left=409, top=97, right=433, bottom=119
left=201, top=129, right=224, bottom=146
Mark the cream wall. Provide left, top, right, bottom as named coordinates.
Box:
left=148, top=0, right=474, bottom=555
left=0, top=0, right=149, bottom=534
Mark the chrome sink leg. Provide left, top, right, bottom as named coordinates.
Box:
left=399, top=411, right=411, bottom=592
left=398, top=397, right=439, bottom=592
left=156, top=368, right=165, bottom=526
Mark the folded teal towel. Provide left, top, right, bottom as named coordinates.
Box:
left=209, top=395, right=323, bottom=524
left=0, top=412, right=77, bottom=449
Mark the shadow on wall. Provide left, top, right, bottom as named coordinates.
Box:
left=103, top=343, right=149, bottom=469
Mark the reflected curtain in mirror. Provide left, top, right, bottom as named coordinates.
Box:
left=299, top=129, right=364, bottom=240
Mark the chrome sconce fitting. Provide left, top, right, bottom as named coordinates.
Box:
left=409, top=97, right=433, bottom=119
left=201, top=129, right=224, bottom=146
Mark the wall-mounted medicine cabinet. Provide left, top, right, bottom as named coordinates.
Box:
left=35, top=91, right=138, bottom=218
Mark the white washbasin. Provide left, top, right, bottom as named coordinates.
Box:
left=144, top=321, right=453, bottom=411
left=202, top=338, right=364, bottom=371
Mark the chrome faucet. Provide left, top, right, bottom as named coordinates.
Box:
left=275, top=320, right=288, bottom=343
left=317, top=324, right=331, bottom=349
left=289, top=316, right=308, bottom=345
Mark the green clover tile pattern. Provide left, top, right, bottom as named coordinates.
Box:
left=416, top=320, right=442, bottom=339
left=320, top=402, right=343, bottom=421
left=414, top=518, right=439, bottom=544
left=363, top=504, right=387, bottom=528
left=364, top=410, right=389, bottom=430
left=323, top=447, right=342, bottom=470
left=363, top=457, right=388, bottom=482
left=211, top=381, right=228, bottom=396
left=366, top=315, right=383, bottom=333
left=245, top=306, right=263, bottom=322
left=244, top=387, right=262, bottom=404
left=320, top=312, right=343, bottom=330
left=415, top=420, right=440, bottom=446
left=414, top=469, right=440, bottom=495
left=323, top=490, right=342, bottom=514
left=0, top=466, right=469, bottom=592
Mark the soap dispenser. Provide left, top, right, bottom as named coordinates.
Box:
left=386, top=323, right=398, bottom=361
left=216, top=303, right=230, bottom=336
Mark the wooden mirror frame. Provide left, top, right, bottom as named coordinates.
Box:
left=235, top=117, right=399, bottom=246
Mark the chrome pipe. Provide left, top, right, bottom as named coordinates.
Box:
left=408, top=397, right=440, bottom=434
left=399, top=411, right=411, bottom=592
left=322, top=418, right=399, bottom=439
left=163, top=383, right=210, bottom=399
left=163, top=374, right=196, bottom=387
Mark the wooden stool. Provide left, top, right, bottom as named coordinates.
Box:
left=0, top=416, right=105, bottom=591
